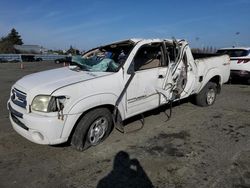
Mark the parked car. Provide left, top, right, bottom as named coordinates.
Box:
left=0, top=58, right=8, bottom=63
left=217, top=47, right=250, bottom=83
left=7, top=39, right=230, bottom=151
left=35, top=57, right=43, bottom=62
left=21, top=55, right=45, bottom=62
left=54, top=56, right=72, bottom=64
left=7, top=59, right=20, bottom=63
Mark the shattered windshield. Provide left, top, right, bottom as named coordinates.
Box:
left=71, top=40, right=135, bottom=72
left=72, top=55, right=119, bottom=72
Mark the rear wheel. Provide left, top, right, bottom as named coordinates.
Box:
left=71, top=108, right=113, bottom=151
left=195, top=82, right=217, bottom=107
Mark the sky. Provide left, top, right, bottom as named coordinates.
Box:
left=0, top=0, right=250, bottom=51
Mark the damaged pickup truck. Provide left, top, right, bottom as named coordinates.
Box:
left=7, top=39, right=230, bottom=151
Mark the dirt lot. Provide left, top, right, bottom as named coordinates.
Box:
left=0, top=62, right=250, bottom=188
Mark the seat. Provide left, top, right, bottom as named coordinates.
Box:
left=139, top=51, right=161, bottom=70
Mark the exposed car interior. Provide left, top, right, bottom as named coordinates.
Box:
left=72, top=40, right=135, bottom=72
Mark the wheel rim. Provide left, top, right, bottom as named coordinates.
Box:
left=88, top=117, right=108, bottom=145
left=206, top=88, right=216, bottom=105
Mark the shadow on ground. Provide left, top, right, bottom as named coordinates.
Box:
left=97, top=151, right=153, bottom=188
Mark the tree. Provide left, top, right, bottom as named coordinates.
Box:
left=6, top=28, right=23, bottom=45
left=0, top=28, right=23, bottom=53
left=0, top=40, right=14, bottom=53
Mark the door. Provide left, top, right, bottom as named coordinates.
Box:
left=125, top=42, right=168, bottom=117
left=162, top=42, right=196, bottom=102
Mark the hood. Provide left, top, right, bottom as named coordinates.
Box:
left=15, top=67, right=112, bottom=95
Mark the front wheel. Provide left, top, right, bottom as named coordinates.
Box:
left=71, top=108, right=113, bottom=151
left=195, top=82, right=217, bottom=107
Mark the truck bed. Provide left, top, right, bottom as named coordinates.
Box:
left=194, top=54, right=230, bottom=93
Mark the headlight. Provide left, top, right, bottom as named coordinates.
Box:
left=31, top=95, right=66, bottom=113
left=31, top=95, right=51, bottom=112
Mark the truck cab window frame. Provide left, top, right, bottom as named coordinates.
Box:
left=129, top=43, right=166, bottom=73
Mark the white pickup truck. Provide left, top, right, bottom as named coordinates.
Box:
left=8, top=39, right=230, bottom=151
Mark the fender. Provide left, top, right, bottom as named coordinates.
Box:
left=197, top=67, right=222, bottom=93
left=60, top=93, right=126, bottom=139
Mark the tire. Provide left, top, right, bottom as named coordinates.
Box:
left=195, top=82, right=217, bottom=107
left=71, top=108, right=113, bottom=151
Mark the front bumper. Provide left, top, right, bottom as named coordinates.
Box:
left=230, top=70, right=250, bottom=79
left=8, top=102, right=68, bottom=145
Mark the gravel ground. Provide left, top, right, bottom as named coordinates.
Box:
left=0, top=62, right=249, bottom=188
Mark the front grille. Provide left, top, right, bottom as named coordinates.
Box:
left=11, top=88, right=27, bottom=109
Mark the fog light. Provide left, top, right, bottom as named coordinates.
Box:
left=31, top=131, right=44, bottom=142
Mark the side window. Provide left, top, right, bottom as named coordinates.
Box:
left=133, top=44, right=163, bottom=71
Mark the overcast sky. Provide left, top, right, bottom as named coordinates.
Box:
left=0, top=0, right=249, bottom=50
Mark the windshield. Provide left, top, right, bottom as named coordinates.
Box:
left=217, top=49, right=249, bottom=57
left=71, top=56, right=120, bottom=72
left=71, top=40, right=135, bottom=72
